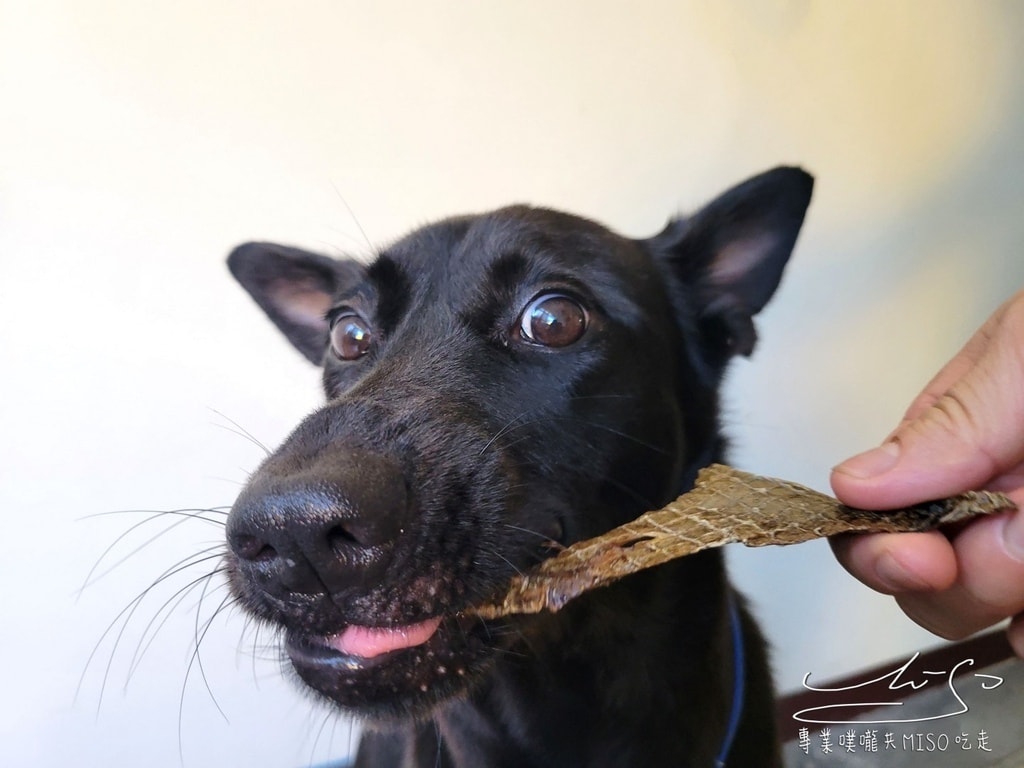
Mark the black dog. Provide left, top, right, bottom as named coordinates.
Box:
left=225, top=167, right=812, bottom=767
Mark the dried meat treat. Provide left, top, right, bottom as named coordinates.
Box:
left=469, top=464, right=1016, bottom=619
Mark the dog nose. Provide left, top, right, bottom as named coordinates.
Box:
left=227, top=448, right=410, bottom=595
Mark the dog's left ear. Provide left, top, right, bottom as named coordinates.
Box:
left=227, top=242, right=364, bottom=365
left=648, top=166, right=813, bottom=360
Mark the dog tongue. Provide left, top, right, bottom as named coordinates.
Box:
left=328, top=617, right=442, bottom=659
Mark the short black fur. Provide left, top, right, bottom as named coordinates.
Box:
left=224, top=166, right=813, bottom=766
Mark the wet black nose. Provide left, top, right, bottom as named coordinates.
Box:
left=227, top=447, right=410, bottom=596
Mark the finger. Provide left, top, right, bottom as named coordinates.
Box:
left=890, top=511, right=1024, bottom=640
left=897, top=351, right=982, bottom=427
left=829, top=530, right=957, bottom=594
left=831, top=355, right=1024, bottom=509
left=897, top=309, right=999, bottom=425
left=832, top=291, right=1024, bottom=510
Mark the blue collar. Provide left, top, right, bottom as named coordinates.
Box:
left=714, top=590, right=746, bottom=767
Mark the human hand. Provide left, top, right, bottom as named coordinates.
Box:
left=829, top=289, right=1024, bottom=657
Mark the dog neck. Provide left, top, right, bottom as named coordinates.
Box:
left=420, top=554, right=740, bottom=767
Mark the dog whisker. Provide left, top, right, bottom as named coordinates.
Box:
left=551, top=416, right=675, bottom=456
left=330, top=182, right=376, bottom=253
left=501, top=523, right=560, bottom=544
left=487, top=549, right=525, bottom=578
left=479, top=392, right=640, bottom=457
left=567, top=393, right=640, bottom=402
left=478, top=411, right=534, bottom=456
left=481, top=411, right=673, bottom=461
left=310, top=706, right=339, bottom=768
left=79, top=544, right=228, bottom=708
left=78, top=505, right=230, bottom=708
left=177, top=591, right=235, bottom=760
left=78, top=507, right=226, bottom=594
left=126, top=555, right=227, bottom=681
left=209, top=408, right=273, bottom=457
left=238, top=613, right=265, bottom=682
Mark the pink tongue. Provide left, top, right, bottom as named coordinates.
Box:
left=328, top=617, right=443, bottom=659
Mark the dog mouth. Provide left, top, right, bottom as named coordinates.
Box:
left=283, top=611, right=498, bottom=718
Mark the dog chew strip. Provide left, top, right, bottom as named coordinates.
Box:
left=469, top=464, right=1017, bottom=619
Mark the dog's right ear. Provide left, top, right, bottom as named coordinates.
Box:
left=646, top=166, right=813, bottom=365
left=227, top=242, right=362, bottom=365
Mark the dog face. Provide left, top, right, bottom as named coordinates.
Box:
left=225, top=168, right=812, bottom=720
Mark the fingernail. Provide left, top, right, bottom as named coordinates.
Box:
left=1003, top=511, right=1024, bottom=563
left=833, top=441, right=901, bottom=479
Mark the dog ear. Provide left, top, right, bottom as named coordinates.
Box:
left=648, top=166, right=813, bottom=360
left=227, top=242, right=362, bottom=364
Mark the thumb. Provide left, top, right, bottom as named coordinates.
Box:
left=831, top=319, right=1024, bottom=509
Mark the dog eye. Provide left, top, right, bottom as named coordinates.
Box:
left=518, top=294, right=588, bottom=347
left=330, top=313, right=373, bottom=360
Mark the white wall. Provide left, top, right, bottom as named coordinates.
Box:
left=3, top=2, right=1023, bottom=766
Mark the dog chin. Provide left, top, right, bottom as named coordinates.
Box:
left=283, top=616, right=498, bottom=719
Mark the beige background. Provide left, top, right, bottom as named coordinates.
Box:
left=3, top=1, right=1023, bottom=765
